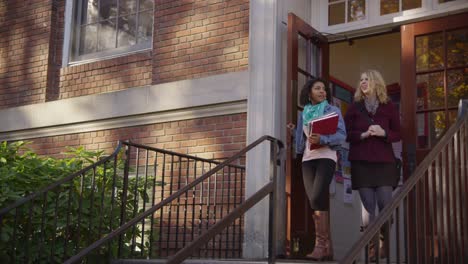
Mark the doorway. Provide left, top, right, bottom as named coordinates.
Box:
left=285, top=10, right=467, bottom=260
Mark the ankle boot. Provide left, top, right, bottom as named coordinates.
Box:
left=306, top=211, right=333, bottom=261
left=369, top=232, right=388, bottom=261
left=379, top=225, right=388, bottom=259
left=368, top=234, right=379, bottom=261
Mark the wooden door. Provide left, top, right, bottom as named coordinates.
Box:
left=286, top=12, right=329, bottom=258
left=401, top=12, right=468, bottom=262
left=401, top=12, right=468, bottom=176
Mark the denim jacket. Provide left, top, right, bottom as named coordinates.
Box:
left=294, top=104, right=347, bottom=154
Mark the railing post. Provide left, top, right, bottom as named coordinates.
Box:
left=268, top=140, right=278, bottom=263
left=118, top=144, right=131, bottom=258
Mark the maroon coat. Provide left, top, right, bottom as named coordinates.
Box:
left=344, top=101, right=401, bottom=163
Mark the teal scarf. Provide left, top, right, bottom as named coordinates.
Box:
left=302, top=100, right=328, bottom=127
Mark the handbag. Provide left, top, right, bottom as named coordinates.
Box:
left=356, top=103, right=401, bottom=182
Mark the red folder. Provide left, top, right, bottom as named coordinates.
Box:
left=308, top=112, right=339, bottom=150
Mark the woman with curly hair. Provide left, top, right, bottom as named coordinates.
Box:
left=293, top=78, right=346, bottom=261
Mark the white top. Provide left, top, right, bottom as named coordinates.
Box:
left=302, top=125, right=337, bottom=162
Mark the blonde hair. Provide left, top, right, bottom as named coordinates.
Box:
left=354, top=69, right=390, bottom=103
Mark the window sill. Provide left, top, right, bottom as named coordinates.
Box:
left=66, top=47, right=152, bottom=67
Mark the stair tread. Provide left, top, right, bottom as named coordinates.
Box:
left=113, top=258, right=404, bottom=264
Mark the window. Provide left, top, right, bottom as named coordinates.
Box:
left=328, top=0, right=366, bottom=26
left=69, top=0, right=154, bottom=63
left=380, top=0, right=422, bottom=15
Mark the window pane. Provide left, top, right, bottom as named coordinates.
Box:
left=403, top=0, right=422, bottom=10
left=119, top=0, right=137, bottom=15
left=79, top=24, right=98, bottom=55
left=416, top=33, right=444, bottom=71
left=298, top=34, right=307, bottom=71
left=98, top=20, right=117, bottom=51
left=329, top=2, right=345, bottom=26
left=447, top=28, right=468, bottom=68
left=140, top=0, right=154, bottom=11
left=137, top=10, right=153, bottom=43
left=417, top=111, right=448, bottom=148
left=118, top=15, right=136, bottom=47
left=448, top=110, right=458, bottom=127
left=82, top=0, right=99, bottom=24
left=348, top=0, right=366, bottom=22
left=100, top=0, right=117, bottom=20
left=298, top=73, right=307, bottom=107
left=381, top=0, right=399, bottom=15
left=447, top=68, right=468, bottom=107
left=72, top=0, right=153, bottom=61
left=416, top=72, right=444, bottom=110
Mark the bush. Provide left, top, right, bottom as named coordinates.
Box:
left=0, top=141, right=156, bottom=263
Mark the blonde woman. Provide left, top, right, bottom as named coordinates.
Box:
left=344, top=70, right=401, bottom=260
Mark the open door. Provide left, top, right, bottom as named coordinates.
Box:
left=401, top=12, right=468, bottom=262
left=401, top=12, right=468, bottom=174
left=286, top=13, right=329, bottom=257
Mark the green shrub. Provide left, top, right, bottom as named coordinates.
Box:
left=0, top=141, right=156, bottom=263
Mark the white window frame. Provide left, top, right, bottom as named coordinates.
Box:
left=433, top=0, right=467, bottom=10
left=318, top=0, right=468, bottom=34
left=320, top=0, right=369, bottom=33
left=62, top=0, right=153, bottom=66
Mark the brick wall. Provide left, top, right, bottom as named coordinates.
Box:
left=0, top=0, right=53, bottom=108
left=152, top=0, right=249, bottom=83
left=0, top=0, right=249, bottom=108
left=26, top=113, right=247, bottom=160
left=58, top=52, right=153, bottom=99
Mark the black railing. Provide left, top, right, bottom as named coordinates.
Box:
left=340, top=99, right=468, bottom=264
left=65, top=135, right=283, bottom=263
left=0, top=138, right=251, bottom=263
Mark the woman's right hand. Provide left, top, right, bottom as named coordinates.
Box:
left=361, top=130, right=371, bottom=140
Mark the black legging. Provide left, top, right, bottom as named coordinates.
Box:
left=301, top=158, right=336, bottom=211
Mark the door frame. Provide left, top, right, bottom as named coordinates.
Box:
left=286, top=12, right=329, bottom=256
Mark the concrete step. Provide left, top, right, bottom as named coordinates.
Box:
left=113, top=258, right=405, bottom=264
left=112, top=259, right=338, bottom=264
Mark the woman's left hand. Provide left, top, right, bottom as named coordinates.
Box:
left=369, top=125, right=386, bottom=137
left=309, top=133, right=321, bottom=144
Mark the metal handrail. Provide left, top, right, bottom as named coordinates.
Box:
left=65, top=135, right=284, bottom=264
left=0, top=141, right=123, bottom=217
left=123, top=141, right=245, bottom=170
left=168, top=181, right=275, bottom=264
left=340, top=99, right=468, bottom=263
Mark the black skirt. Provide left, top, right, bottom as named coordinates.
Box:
left=351, top=161, right=398, bottom=190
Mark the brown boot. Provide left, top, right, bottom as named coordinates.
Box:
left=379, top=226, right=388, bottom=259
left=306, top=211, right=333, bottom=261
left=369, top=233, right=387, bottom=261
left=368, top=235, right=379, bottom=262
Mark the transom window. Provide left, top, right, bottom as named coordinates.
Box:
left=323, top=0, right=466, bottom=32
left=380, top=0, right=422, bottom=15
left=70, top=0, right=154, bottom=63
left=328, top=0, right=366, bottom=26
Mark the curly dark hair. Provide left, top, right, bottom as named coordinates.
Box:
left=299, top=78, right=332, bottom=106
